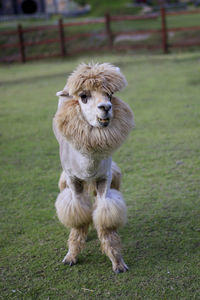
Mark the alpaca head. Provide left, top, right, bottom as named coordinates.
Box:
left=76, top=89, right=113, bottom=128
left=57, top=63, right=127, bottom=128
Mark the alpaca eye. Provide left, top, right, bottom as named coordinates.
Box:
left=80, top=94, right=88, bottom=104
left=106, top=93, right=112, bottom=101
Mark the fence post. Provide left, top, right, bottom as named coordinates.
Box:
left=58, top=18, right=66, bottom=56
left=160, top=2, right=169, bottom=54
left=17, top=24, right=26, bottom=63
left=105, top=13, right=113, bottom=49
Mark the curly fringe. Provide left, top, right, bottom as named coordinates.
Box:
left=64, top=63, right=127, bottom=96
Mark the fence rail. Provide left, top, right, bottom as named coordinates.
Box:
left=0, top=7, right=200, bottom=63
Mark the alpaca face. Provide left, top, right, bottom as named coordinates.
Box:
left=78, top=90, right=113, bottom=128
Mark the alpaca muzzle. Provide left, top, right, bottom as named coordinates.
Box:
left=97, top=103, right=112, bottom=113
left=97, top=102, right=112, bottom=127
left=97, top=116, right=110, bottom=127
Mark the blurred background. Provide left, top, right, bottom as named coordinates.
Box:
left=0, top=0, right=200, bottom=62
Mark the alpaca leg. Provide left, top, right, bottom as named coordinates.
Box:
left=97, top=227, right=128, bottom=273
left=93, top=178, right=128, bottom=273
left=62, top=224, right=89, bottom=265
left=55, top=176, right=92, bottom=265
left=58, top=171, right=68, bottom=192
left=111, top=161, right=121, bottom=191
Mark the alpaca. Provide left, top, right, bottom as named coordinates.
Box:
left=53, top=63, right=134, bottom=273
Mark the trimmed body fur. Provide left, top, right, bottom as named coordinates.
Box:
left=53, top=63, right=134, bottom=273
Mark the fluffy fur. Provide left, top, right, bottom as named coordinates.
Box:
left=55, top=188, right=92, bottom=228
left=64, top=62, right=127, bottom=96
left=93, top=189, right=127, bottom=230
left=53, top=62, right=134, bottom=273
left=54, top=96, right=133, bottom=154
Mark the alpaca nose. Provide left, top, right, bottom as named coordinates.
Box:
left=98, top=103, right=112, bottom=112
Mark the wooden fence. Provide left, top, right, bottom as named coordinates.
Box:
left=0, top=7, right=200, bottom=63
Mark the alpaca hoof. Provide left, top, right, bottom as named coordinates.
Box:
left=62, top=259, right=77, bottom=266
left=113, top=261, right=128, bottom=274
left=62, top=255, right=77, bottom=266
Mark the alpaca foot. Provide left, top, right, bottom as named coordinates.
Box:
left=113, top=260, right=128, bottom=274
left=62, top=253, right=77, bottom=266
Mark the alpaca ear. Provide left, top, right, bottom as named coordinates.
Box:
left=56, top=90, right=71, bottom=109
left=56, top=90, right=69, bottom=97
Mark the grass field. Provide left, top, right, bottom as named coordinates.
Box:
left=0, top=52, right=200, bottom=299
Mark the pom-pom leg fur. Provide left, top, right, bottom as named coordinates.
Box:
left=56, top=164, right=127, bottom=272
left=55, top=176, right=92, bottom=265
left=93, top=177, right=128, bottom=273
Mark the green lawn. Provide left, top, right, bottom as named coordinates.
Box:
left=0, top=52, right=200, bottom=299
